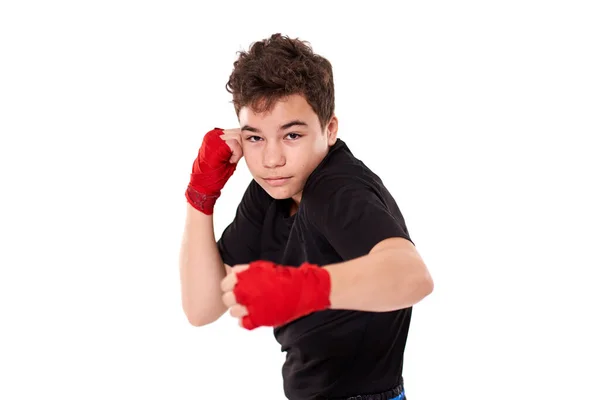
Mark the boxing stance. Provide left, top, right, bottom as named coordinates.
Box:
left=179, top=33, right=434, bottom=400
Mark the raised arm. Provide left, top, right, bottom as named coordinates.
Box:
left=179, top=127, right=241, bottom=326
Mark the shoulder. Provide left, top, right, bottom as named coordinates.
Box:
left=301, top=139, right=403, bottom=221
left=303, top=172, right=379, bottom=219
left=303, top=140, right=385, bottom=205
left=302, top=168, right=387, bottom=228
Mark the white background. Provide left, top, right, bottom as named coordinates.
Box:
left=1, top=1, right=599, bottom=399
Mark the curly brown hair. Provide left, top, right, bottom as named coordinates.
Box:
left=225, top=33, right=335, bottom=130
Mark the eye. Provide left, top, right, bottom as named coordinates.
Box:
left=286, top=132, right=302, bottom=140
left=246, top=136, right=263, bottom=142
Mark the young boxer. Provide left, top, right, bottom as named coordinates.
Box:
left=179, top=33, right=434, bottom=400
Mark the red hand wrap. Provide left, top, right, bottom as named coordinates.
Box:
left=185, top=128, right=237, bottom=214
left=233, top=261, right=331, bottom=330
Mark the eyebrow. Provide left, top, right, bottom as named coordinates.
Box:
left=241, top=120, right=309, bottom=133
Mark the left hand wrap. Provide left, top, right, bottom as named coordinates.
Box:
left=233, top=260, right=331, bottom=330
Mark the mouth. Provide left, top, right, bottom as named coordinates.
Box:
left=263, top=176, right=292, bottom=187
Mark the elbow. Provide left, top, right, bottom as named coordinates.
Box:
left=422, top=274, right=434, bottom=297
left=418, top=268, right=434, bottom=300
left=184, top=310, right=218, bottom=327
left=186, top=315, right=212, bottom=327
left=182, top=302, right=224, bottom=327
left=402, top=264, right=434, bottom=307
left=184, top=309, right=207, bottom=327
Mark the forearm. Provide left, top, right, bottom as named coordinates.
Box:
left=179, top=203, right=227, bottom=326
left=324, top=240, right=433, bottom=312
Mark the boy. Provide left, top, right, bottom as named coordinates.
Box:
left=179, top=33, right=433, bottom=400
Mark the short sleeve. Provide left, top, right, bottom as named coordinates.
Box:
left=217, top=179, right=272, bottom=266
left=306, top=178, right=412, bottom=261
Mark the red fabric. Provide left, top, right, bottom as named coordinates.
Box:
left=185, top=128, right=237, bottom=214
left=233, top=261, right=331, bottom=330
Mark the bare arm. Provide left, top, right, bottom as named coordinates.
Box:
left=179, top=127, right=242, bottom=326
left=324, top=237, right=434, bottom=312
left=179, top=203, right=231, bottom=326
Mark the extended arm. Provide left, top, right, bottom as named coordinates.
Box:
left=325, top=237, right=433, bottom=312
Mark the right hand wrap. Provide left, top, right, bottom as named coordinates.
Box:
left=185, top=128, right=237, bottom=215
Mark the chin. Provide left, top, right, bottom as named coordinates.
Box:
left=256, top=182, right=297, bottom=200
left=253, top=175, right=303, bottom=200
left=264, top=187, right=292, bottom=200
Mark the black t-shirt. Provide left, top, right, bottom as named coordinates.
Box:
left=217, top=138, right=413, bottom=400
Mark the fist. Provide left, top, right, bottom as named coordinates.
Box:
left=221, top=264, right=250, bottom=327
left=220, top=261, right=331, bottom=330
left=219, top=128, right=243, bottom=164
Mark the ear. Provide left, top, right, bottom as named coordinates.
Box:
left=326, top=115, right=338, bottom=145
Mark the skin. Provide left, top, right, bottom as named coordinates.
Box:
left=219, top=93, right=338, bottom=216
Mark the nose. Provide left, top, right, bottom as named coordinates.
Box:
left=262, top=141, right=286, bottom=169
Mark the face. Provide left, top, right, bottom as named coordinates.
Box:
left=238, top=94, right=338, bottom=206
